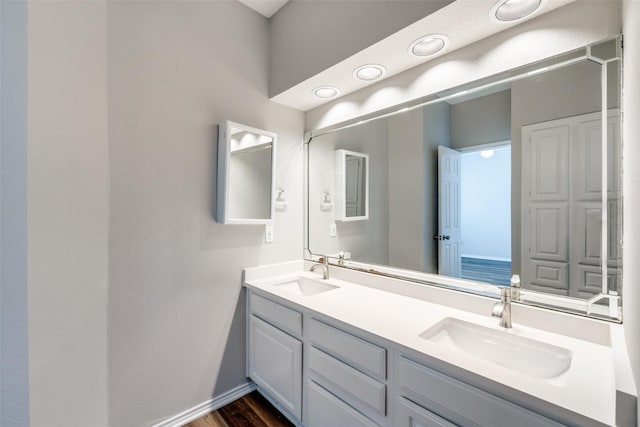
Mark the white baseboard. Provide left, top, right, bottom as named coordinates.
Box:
left=151, top=381, right=256, bottom=427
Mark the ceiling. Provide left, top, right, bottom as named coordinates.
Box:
left=269, top=0, right=576, bottom=111
left=238, top=0, right=289, bottom=18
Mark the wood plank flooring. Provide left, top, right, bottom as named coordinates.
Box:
left=184, top=391, right=293, bottom=427
left=460, top=256, right=512, bottom=287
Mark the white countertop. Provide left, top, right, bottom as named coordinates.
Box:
left=243, top=260, right=625, bottom=426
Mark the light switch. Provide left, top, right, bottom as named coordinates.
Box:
left=329, top=222, right=337, bottom=237
left=265, top=225, right=274, bottom=243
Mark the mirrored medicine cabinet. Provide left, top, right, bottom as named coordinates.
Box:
left=305, top=36, right=623, bottom=322
left=217, top=120, right=277, bottom=225
left=335, top=150, right=369, bottom=222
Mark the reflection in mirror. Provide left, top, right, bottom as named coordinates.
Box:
left=217, top=121, right=276, bottom=224
left=335, top=150, right=369, bottom=221
left=306, top=37, right=623, bottom=320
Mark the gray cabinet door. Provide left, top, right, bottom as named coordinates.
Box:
left=248, top=315, right=302, bottom=420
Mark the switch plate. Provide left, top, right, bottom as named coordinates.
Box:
left=265, top=225, right=274, bottom=243
left=329, top=222, right=337, bottom=237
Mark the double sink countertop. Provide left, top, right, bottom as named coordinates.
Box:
left=244, top=260, right=636, bottom=427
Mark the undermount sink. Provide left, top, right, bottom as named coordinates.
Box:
left=420, top=318, right=572, bottom=379
left=271, top=276, right=339, bottom=297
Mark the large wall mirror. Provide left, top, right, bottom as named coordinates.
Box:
left=305, top=36, right=623, bottom=321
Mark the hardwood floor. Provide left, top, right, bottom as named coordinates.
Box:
left=460, top=256, right=512, bottom=286
left=184, top=391, right=294, bottom=427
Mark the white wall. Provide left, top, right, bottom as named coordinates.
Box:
left=622, top=0, right=640, bottom=421
left=0, top=1, right=30, bottom=426
left=461, top=147, right=511, bottom=261
left=107, top=2, right=304, bottom=426
left=26, top=2, right=110, bottom=426
left=269, top=0, right=452, bottom=97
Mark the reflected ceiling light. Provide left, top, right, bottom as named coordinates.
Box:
left=491, top=0, right=542, bottom=22
left=313, top=86, right=339, bottom=99
left=354, top=64, right=386, bottom=81
left=409, top=34, right=449, bottom=57
left=480, top=150, right=495, bottom=158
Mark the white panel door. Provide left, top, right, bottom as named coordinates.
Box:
left=522, top=122, right=571, bottom=295
left=437, top=146, right=462, bottom=277
left=527, top=125, right=570, bottom=202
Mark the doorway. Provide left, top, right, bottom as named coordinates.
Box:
left=460, top=144, right=511, bottom=285
left=437, top=143, right=511, bottom=286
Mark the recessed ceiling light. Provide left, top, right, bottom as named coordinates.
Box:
left=409, top=35, right=449, bottom=57
left=490, top=0, right=542, bottom=22
left=313, top=86, right=339, bottom=99
left=480, top=149, right=495, bottom=158
left=354, top=64, right=386, bottom=81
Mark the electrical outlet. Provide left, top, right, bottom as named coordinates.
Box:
left=329, top=222, right=337, bottom=237
left=265, top=225, right=274, bottom=243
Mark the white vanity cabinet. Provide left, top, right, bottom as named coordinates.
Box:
left=394, top=355, right=564, bottom=427
left=246, top=286, right=594, bottom=427
left=306, top=319, right=388, bottom=426
left=247, top=293, right=303, bottom=422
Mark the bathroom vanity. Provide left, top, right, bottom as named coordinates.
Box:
left=244, top=261, right=635, bottom=427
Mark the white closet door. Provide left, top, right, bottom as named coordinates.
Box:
left=521, top=111, right=620, bottom=298
left=522, top=123, right=570, bottom=295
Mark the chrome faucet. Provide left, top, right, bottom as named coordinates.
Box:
left=492, top=287, right=512, bottom=328
left=310, top=256, right=329, bottom=280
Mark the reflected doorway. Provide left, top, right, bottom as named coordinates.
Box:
left=437, top=143, right=512, bottom=286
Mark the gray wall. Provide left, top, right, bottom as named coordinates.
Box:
left=308, top=119, right=389, bottom=265
left=622, top=0, right=640, bottom=422
left=423, top=102, right=451, bottom=273
left=450, top=90, right=511, bottom=149
left=0, top=1, right=30, bottom=426
left=388, top=109, right=425, bottom=271
left=511, top=60, right=610, bottom=275
left=107, top=2, right=304, bottom=426
left=269, top=0, right=452, bottom=96
left=26, top=2, right=110, bottom=426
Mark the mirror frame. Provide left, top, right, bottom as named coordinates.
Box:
left=304, top=36, right=623, bottom=322
left=216, top=120, right=277, bottom=225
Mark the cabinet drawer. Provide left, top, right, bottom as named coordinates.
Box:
left=250, top=292, right=302, bottom=337
left=309, top=347, right=386, bottom=417
left=309, top=318, right=386, bottom=380
left=396, top=397, right=457, bottom=427
left=398, top=357, right=563, bottom=427
left=306, top=380, right=379, bottom=427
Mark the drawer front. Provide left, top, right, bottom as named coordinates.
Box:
left=396, top=397, right=457, bottom=427
left=309, top=318, right=386, bottom=380
left=309, top=347, right=386, bottom=417
left=306, top=380, right=379, bottom=427
left=398, top=357, right=563, bottom=427
left=250, top=292, right=302, bottom=337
